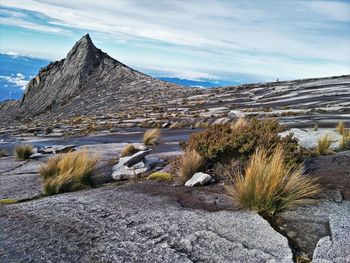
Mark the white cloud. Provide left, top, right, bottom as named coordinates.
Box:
left=0, top=73, right=29, bottom=89
left=308, top=1, right=350, bottom=22
left=1, top=0, right=349, bottom=80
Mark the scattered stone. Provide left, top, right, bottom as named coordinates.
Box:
left=228, top=110, right=245, bottom=119
left=123, top=149, right=151, bottom=167
left=185, top=172, right=214, bottom=187
left=29, top=153, right=43, bottom=159
left=162, top=121, right=171, bottom=128
left=36, top=145, right=76, bottom=154
left=111, top=151, right=164, bottom=181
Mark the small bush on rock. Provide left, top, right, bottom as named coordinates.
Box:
left=187, top=118, right=300, bottom=164
left=225, top=147, right=320, bottom=215
left=143, top=128, right=161, bottom=146
left=14, top=144, right=33, bottom=160
left=176, top=150, right=203, bottom=182
left=39, top=150, right=98, bottom=196
left=147, top=172, right=173, bottom=181
left=120, top=144, right=139, bottom=157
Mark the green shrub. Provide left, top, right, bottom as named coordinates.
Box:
left=147, top=172, right=173, bottom=181
left=225, top=147, right=320, bottom=215
left=39, top=150, right=97, bottom=196
left=14, top=144, right=33, bottom=160
left=187, top=118, right=300, bottom=164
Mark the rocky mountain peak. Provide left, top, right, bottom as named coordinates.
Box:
left=0, top=34, right=186, bottom=121
left=65, top=33, right=101, bottom=63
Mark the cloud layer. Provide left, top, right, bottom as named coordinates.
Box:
left=1, top=0, right=349, bottom=81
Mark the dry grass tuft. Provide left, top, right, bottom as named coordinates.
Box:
left=336, top=121, right=346, bottom=135
left=14, top=144, right=33, bottom=160
left=39, top=150, right=98, bottom=196
left=120, top=144, right=139, bottom=157
left=176, top=150, right=203, bottom=182
left=147, top=172, right=173, bottom=181
left=225, top=147, right=320, bottom=215
left=143, top=128, right=161, bottom=146
left=316, top=134, right=332, bottom=155
left=231, top=118, right=248, bottom=132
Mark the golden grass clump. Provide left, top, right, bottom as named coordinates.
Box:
left=316, top=134, right=332, bottom=155
left=231, top=118, right=248, bottom=132
left=143, top=128, right=161, bottom=146
left=147, top=172, right=173, bottom=181
left=14, top=144, right=33, bottom=160
left=120, top=144, right=139, bottom=157
left=39, top=150, right=98, bottom=196
left=176, top=150, right=203, bottom=182
left=225, top=147, right=320, bottom=215
left=336, top=121, right=346, bottom=135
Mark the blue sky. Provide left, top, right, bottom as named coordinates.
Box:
left=0, top=0, right=349, bottom=83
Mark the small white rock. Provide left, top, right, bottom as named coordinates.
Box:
left=185, top=172, right=214, bottom=187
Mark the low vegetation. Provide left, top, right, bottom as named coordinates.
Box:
left=39, top=150, right=98, bottom=196
left=0, top=198, right=17, bottom=204
left=316, top=134, right=332, bottom=155
left=120, top=144, right=139, bottom=157
left=143, top=128, right=161, bottom=146
left=336, top=121, right=350, bottom=151
left=336, top=121, right=346, bottom=135
left=176, top=150, right=203, bottom=182
left=14, top=144, right=33, bottom=160
left=147, top=172, right=173, bottom=181
left=230, top=118, right=248, bottom=132
left=0, top=149, right=8, bottom=157
left=187, top=118, right=300, bottom=165
left=225, top=147, right=320, bottom=215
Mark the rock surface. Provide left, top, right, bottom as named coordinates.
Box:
left=185, top=172, right=214, bottom=187
left=0, top=182, right=293, bottom=263
left=305, top=150, right=350, bottom=200
left=0, top=157, right=43, bottom=200
left=277, top=201, right=350, bottom=261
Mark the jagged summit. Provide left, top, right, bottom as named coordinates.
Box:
left=0, top=34, right=187, bottom=123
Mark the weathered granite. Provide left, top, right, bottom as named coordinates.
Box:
left=0, top=182, right=293, bottom=263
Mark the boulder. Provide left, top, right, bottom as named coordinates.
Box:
left=185, top=172, right=214, bottom=187
left=111, top=151, right=165, bottom=180
left=279, top=128, right=341, bottom=149
left=123, top=150, right=151, bottom=167
left=36, top=145, right=76, bottom=154
left=228, top=110, right=245, bottom=119
left=162, top=121, right=171, bottom=128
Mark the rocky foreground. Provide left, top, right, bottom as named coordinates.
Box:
left=1, top=133, right=350, bottom=262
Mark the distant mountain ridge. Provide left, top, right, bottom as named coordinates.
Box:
left=0, top=34, right=349, bottom=129
left=0, top=34, right=195, bottom=124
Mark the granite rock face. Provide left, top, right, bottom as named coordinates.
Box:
left=0, top=34, right=192, bottom=125
left=0, top=184, right=293, bottom=263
